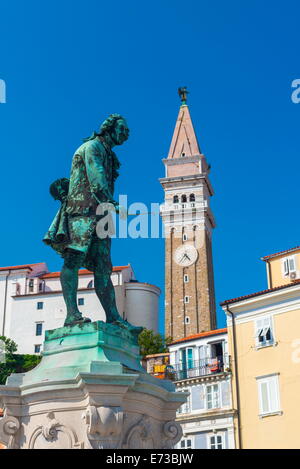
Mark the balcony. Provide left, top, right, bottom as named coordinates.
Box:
left=170, top=355, right=230, bottom=381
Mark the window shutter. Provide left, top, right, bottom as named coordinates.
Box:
left=255, top=318, right=263, bottom=337
left=191, top=385, right=205, bottom=410
left=260, top=381, right=270, bottom=414
left=221, top=381, right=230, bottom=406
left=283, top=258, right=289, bottom=275
left=289, top=256, right=296, bottom=272
left=194, top=432, right=207, bottom=449
left=269, top=377, right=279, bottom=412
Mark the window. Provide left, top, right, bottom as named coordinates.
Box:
left=37, top=302, right=43, bottom=310
left=173, top=195, right=179, bottom=204
left=206, top=384, right=220, bottom=409
left=36, top=323, right=43, bottom=336
left=178, top=348, right=194, bottom=379
left=87, top=280, right=93, bottom=288
left=255, top=316, right=274, bottom=347
left=29, top=279, right=34, bottom=293
left=185, top=316, right=190, bottom=325
left=257, top=374, right=281, bottom=416
left=78, top=298, right=84, bottom=306
left=184, top=296, right=189, bottom=304
left=181, top=152, right=186, bottom=157
left=183, top=233, right=188, bottom=241
left=283, top=256, right=296, bottom=276
left=181, top=195, right=187, bottom=203
left=184, top=274, right=189, bottom=283
left=180, top=348, right=194, bottom=369
left=177, top=388, right=191, bottom=414
left=189, top=194, right=195, bottom=202
left=209, top=434, right=224, bottom=449
left=34, top=345, right=41, bottom=354
left=180, top=438, right=192, bottom=449
left=38, top=282, right=44, bottom=292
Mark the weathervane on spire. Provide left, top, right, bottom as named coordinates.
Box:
left=178, top=86, right=189, bottom=105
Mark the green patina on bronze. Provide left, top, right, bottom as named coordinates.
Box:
left=43, top=114, right=143, bottom=335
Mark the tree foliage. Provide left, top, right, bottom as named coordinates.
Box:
left=138, top=329, right=172, bottom=357
left=0, top=336, right=41, bottom=385
left=0, top=336, right=18, bottom=355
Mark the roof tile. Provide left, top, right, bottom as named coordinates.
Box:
left=170, top=328, right=227, bottom=345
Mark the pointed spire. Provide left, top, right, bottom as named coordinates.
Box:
left=167, top=88, right=201, bottom=159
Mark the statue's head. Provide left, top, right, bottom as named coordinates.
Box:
left=99, top=113, right=129, bottom=146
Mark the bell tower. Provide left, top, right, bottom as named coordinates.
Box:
left=160, top=88, right=217, bottom=341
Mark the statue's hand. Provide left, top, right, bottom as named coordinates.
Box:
left=115, top=204, right=127, bottom=220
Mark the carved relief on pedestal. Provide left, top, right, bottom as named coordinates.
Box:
left=122, top=415, right=156, bottom=449
left=83, top=406, right=123, bottom=449
left=28, top=412, right=83, bottom=449
left=0, top=414, right=20, bottom=449
left=162, top=421, right=183, bottom=449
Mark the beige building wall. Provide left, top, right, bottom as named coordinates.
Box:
left=225, top=284, right=300, bottom=449
left=263, top=248, right=300, bottom=288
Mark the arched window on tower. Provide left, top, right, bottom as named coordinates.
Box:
left=173, top=195, right=179, bottom=203
left=189, top=194, right=195, bottom=202
left=181, top=195, right=187, bottom=203
left=87, top=280, right=94, bottom=289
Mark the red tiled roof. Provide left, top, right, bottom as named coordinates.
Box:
left=220, top=279, right=300, bottom=306
left=261, top=246, right=300, bottom=261
left=0, top=264, right=32, bottom=272
left=171, top=328, right=227, bottom=345
left=145, top=353, right=170, bottom=358
left=41, top=266, right=130, bottom=279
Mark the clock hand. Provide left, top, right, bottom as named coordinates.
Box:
left=180, top=253, right=190, bottom=263
left=178, top=254, right=186, bottom=263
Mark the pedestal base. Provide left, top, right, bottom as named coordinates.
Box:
left=0, top=321, right=186, bottom=449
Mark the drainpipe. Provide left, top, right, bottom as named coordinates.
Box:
left=2, top=270, right=11, bottom=336
left=226, top=304, right=242, bottom=449
left=266, top=260, right=273, bottom=289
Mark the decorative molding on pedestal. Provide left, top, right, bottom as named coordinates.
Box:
left=0, top=414, right=20, bottom=449
left=83, top=405, right=123, bottom=449
left=122, top=415, right=155, bottom=449
left=0, top=321, right=187, bottom=449
left=162, top=421, right=183, bottom=449
left=28, top=412, right=84, bottom=449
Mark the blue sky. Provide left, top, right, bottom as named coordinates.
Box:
left=1, top=0, right=300, bottom=333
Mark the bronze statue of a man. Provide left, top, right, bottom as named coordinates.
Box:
left=44, top=114, right=142, bottom=334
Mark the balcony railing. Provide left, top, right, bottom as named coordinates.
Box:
left=170, top=355, right=229, bottom=381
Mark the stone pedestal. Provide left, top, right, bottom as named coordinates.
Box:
left=0, top=321, right=186, bottom=449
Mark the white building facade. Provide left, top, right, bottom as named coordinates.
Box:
left=0, top=262, right=160, bottom=355
left=168, top=329, right=236, bottom=449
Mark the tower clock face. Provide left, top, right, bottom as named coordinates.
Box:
left=174, top=244, right=198, bottom=267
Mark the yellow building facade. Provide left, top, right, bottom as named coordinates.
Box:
left=221, top=246, right=300, bottom=449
